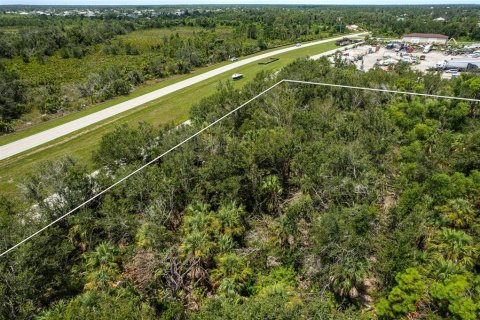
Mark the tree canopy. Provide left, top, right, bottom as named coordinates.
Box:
left=0, top=55, right=479, bottom=319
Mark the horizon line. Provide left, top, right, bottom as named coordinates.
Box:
left=1, top=3, right=479, bottom=7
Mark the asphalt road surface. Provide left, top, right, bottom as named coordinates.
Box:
left=0, top=32, right=367, bottom=161
left=310, top=42, right=364, bottom=60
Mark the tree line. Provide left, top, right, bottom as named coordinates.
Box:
left=2, top=5, right=480, bottom=133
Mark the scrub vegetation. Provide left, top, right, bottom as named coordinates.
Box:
left=1, top=56, right=480, bottom=319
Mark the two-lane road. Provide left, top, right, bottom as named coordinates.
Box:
left=0, top=32, right=367, bottom=161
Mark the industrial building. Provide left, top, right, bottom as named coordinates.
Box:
left=402, top=33, right=449, bottom=45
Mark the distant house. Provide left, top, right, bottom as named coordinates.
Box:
left=346, top=24, right=359, bottom=31
left=402, top=33, right=448, bottom=45
left=434, top=17, right=446, bottom=22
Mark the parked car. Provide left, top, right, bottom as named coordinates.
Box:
left=420, top=55, right=426, bottom=60
left=423, top=44, right=433, bottom=54
left=232, top=73, right=243, bottom=80
left=230, top=57, right=238, bottom=62
left=295, top=43, right=302, bottom=47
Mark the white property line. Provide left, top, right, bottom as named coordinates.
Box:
left=283, top=80, right=480, bottom=102
left=0, top=80, right=284, bottom=258
left=0, top=32, right=368, bottom=161
left=1, top=79, right=479, bottom=258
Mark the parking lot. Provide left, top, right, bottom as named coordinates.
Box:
left=357, top=47, right=436, bottom=71
left=338, top=45, right=473, bottom=79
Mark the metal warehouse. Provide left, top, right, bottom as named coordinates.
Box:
left=402, top=33, right=449, bottom=45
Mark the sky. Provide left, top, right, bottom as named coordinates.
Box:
left=0, top=0, right=478, bottom=5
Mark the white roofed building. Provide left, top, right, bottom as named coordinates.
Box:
left=402, top=33, right=448, bottom=45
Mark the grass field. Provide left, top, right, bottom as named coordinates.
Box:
left=5, top=46, right=149, bottom=85
left=0, top=40, right=340, bottom=195
left=118, top=26, right=235, bottom=48
left=2, top=26, right=236, bottom=86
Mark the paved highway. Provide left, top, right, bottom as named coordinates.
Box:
left=0, top=32, right=367, bottom=160
left=310, top=42, right=364, bottom=60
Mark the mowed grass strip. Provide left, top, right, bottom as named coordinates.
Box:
left=0, top=33, right=344, bottom=146
left=0, top=40, right=339, bottom=195
left=0, top=63, right=230, bottom=146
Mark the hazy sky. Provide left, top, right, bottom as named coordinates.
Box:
left=1, top=0, right=478, bottom=5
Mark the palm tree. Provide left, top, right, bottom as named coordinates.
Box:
left=261, top=175, right=283, bottom=214
left=184, top=202, right=212, bottom=232
left=83, top=243, right=120, bottom=291
left=218, top=277, right=237, bottom=298
left=217, top=234, right=235, bottom=253
left=211, top=253, right=251, bottom=294
left=439, top=199, right=475, bottom=229
left=85, top=243, right=118, bottom=270
left=428, top=228, right=475, bottom=268
left=328, top=259, right=368, bottom=299
left=85, top=269, right=117, bottom=291
left=214, top=202, right=244, bottom=237
left=430, top=257, right=464, bottom=280
left=187, top=202, right=210, bottom=216
left=180, top=231, right=214, bottom=260
left=179, top=230, right=213, bottom=285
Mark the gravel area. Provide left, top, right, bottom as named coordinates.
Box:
left=343, top=46, right=464, bottom=79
